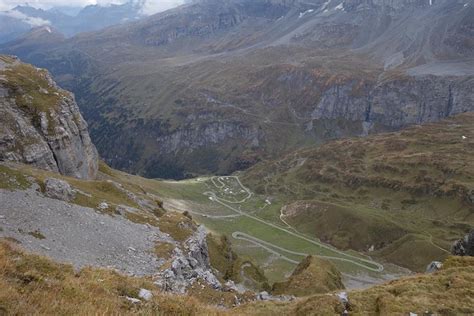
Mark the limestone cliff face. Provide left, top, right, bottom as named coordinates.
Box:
left=308, top=75, right=474, bottom=130
left=0, top=55, right=98, bottom=179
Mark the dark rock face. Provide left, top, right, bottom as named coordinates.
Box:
left=451, top=230, right=474, bottom=256
left=0, top=56, right=98, bottom=179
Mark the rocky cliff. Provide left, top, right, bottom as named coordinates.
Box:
left=0, top=55, right=98, bottom=179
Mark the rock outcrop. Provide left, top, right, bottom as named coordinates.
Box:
left=426, top=261, right=443, bottom=273
left=154, top=225, right=221, bottom=293
left=451, top=230, right=474, bottom=256
left=44, top=178, right=75, bottom=202
left=0, top=55, right=98, bottom=179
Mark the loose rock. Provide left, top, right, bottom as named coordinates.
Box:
left=44, top=178, right=75, bottom=202
left=138, top=289, right=153, bottom=301
left=426, top=261, right=443, bottom=273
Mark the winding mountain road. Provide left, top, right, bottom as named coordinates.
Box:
left=204, top=176, right=384, bottom=273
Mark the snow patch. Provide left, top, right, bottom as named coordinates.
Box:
left=321, top=0, right=331, bottom=11
left=299, top=9, right=314, bottom=18
left=335, top=3, right=344, bottom=11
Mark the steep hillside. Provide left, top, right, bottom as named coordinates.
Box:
left=237, top=256, right=474, bottom=315
left=0, top=241, right=472, bottom=315
left=242, top=113, right=474, bottom=271
left=2, top=0, right=472, bottom=178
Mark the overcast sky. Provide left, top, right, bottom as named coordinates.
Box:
left=0, top=0, right=185, bottom=14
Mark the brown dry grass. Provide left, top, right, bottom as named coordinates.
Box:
left=0, top=241, right=223, bottom=315
left=0, top=240, right=472, bottom=316
left=237, top=257, right=474, bottom=315
left=272, top=256, right=344, bottom=297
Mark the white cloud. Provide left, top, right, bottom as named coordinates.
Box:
left=139, top=0, right=186, bottom=15
left=0, top=9, right=50, bottom=26
left=0, top=0, right=186, bottom=14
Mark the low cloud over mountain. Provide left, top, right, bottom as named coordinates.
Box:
left=0, top=0, right=186, bottom=15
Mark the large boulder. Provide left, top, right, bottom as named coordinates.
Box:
left=44, top=178, right=75, bottom=202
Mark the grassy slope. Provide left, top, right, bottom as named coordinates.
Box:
left=242, top=113, right=474, bottom=271
left=0, top=241, right=222, bottom=315
left=1, top=239, right=472, bottom=315
left=207, top=234, right=270, bottom=291
left=237, top=256, right=474, bottom=315
left=272, top=256, right=344, bottom=297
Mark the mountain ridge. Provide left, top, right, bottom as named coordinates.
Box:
left=1, top=0, right=472, bottom=179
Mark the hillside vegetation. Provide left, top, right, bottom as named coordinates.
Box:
left=272, top=256, right=344, bottom=297
left=0, top=241, right=221, bottom=315
left=237, top=256, right=474, bottom=315
left=243, top=113, right=474, bottom=271
left=0, top=240, right=472, bottom=315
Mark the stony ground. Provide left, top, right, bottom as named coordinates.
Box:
left=0, top=187, right=171, bottom=276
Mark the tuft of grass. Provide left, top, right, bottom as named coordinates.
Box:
left=158, top=212, right=197, bottom=242
left=69, top=180, right=139, bottom=211
left=27, top=230, right=46, bottom=240
left=0, top=165, right=31, bottom=191
left=98, top=160, right=116, bottom=177
left=125, top=211, right=160, bottom=227
left=154, top=242, right=175, bottom=260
